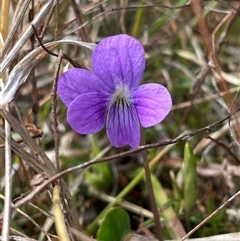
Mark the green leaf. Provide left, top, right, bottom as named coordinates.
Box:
left=97, top=207, right=131, bottom=241
left=150, top=174, right=184, bottom=240
left=183, top=142, right=197, bottom=213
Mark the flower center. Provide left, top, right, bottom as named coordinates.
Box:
left=109, top=84, right=131, bottom=108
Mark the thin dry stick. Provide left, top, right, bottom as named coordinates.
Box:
left=141, top=128, right=163, bottom=241
left=29, top=0, right=39, bottom=126
left=52, top=51, right=62, bottom=172
left=51, top=51, right=74, bottom=240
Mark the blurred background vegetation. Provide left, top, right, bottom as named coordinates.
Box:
left=0, top=0, right=239, bottom=240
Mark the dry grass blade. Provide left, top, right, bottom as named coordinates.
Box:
left=1, top=105, right=12, bottom=241
left=0, top=38, right=95, bottom=106
left=0, top=0, right=31, bottom=60
left=0, top=0, right=58, bottom=76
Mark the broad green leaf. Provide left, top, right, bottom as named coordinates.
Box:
left=97, top=207, right=131, bottom=241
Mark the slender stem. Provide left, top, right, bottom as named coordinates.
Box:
left=1, top=105, right=12, bottom=241
left=141, top=127, right=163, bottom=241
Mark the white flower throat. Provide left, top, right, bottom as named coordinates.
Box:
left=110, top=83, right=131, bottom=108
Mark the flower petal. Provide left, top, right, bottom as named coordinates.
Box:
left=132, top=84, right=172, bottom=127
left=106, top=103, right=140, bottom=148
left=57, top=68, right=103, bottom=107
left=92, top=34, right=145, bottom=90
left=67, top=92, right=108, bottom=134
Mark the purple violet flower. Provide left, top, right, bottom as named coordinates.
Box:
left=57, top=34, right=172, bottom=148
